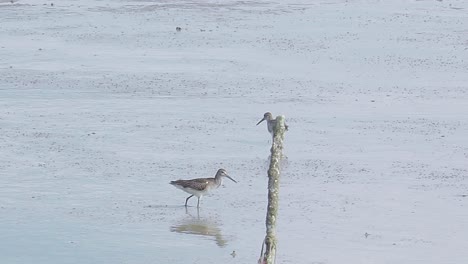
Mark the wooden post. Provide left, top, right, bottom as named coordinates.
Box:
left=259, top=115, right=286, bottom=264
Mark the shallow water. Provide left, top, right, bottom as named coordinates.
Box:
left=1, top=0, right=468, bottom=263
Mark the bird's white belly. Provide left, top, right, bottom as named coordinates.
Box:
left=175, top=185, right=206, bottom=197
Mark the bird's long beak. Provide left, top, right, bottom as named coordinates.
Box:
left=225, top=175, right=237, bottom=183
left=256, top=117, right=266, bottom=126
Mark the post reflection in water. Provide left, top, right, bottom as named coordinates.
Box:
left=170, top=207, right=228, bottom=248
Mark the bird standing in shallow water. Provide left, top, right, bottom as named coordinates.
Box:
left=256, top=112, right=288, bottom=137
left=170, top=169, right=237, bottom=208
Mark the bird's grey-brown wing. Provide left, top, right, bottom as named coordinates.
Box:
left=170, top=178, right=211, bottom=191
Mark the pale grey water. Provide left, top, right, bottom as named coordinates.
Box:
left=1, top=0, right=468, bottom=263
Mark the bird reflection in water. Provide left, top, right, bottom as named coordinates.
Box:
left=170, top=207, right=228, bottom=248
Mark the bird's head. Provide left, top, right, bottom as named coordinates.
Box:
left=216, top=168, right=237, bottom=183
left=256, top=112, right=273, bottom=125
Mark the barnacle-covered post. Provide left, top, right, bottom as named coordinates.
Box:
left=260, top=115, right=286, bottom=264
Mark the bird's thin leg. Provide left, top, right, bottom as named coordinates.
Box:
left=185, top=195, right=194, bottom=207
left=197, top=197, right=200, bottom=208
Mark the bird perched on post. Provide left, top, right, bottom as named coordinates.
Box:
left=256, top=112, right=288, bottom=137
